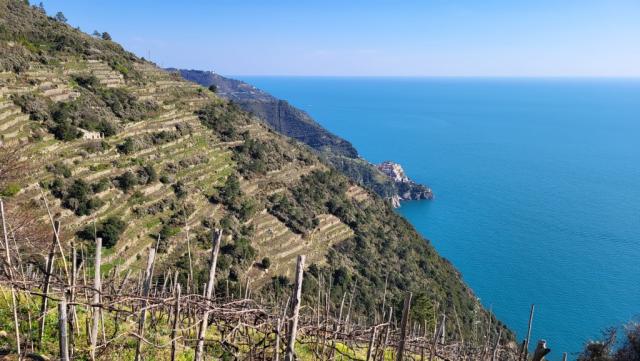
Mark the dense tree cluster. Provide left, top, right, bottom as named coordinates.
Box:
left=77, top=216, right=126, bottom=248
left=196, top=102, right=248, bottom=141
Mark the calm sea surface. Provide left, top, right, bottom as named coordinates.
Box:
left=239, top=76, right=640, bottom=359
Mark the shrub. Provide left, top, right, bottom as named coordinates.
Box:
left=115, top=171, right=137, bottom=192
left=136, top=164, right=157, bottom=185
left=0, top=41, right=31, bottom=73
left=54, top=11, right=67, bottom=23
left=62, top=179, right=104, bottom=216
left=12, top=94, right=49, bottom=121
left=73, top=74, right=99, bottom=89
left=238, top=198, right=257, bottom=222
left=116, top=138, right=136, bottom=154
left=172, top=181, right=187, bottom=199
left=47, top=161, right=72, bottom=178
left=196, top=103, right=247, bottom=141
left=78, top=216, right=126, bottom=248
left=219, top=175, right=240, bottom=205
left=91, top=178, right=111, bottom=193
left=261, top=257, right=271, bottom=269
left=0, top=183, right=21, bottom=197
left=51, top=122, right=81, bottom=141
left=98, top=88, right=156, bottom=121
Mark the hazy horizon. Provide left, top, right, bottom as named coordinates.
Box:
left=41, top=0, right=640, bottom=77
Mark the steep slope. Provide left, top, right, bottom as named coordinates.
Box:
left=0, top=0, right=510, bottom=344
left=169, top=69, right=358, bottom=158
left=174, top=69, right=434, bottom=204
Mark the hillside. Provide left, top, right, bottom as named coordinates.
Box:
left=168, top=69, right=358, bottom=158
left=174, top=69, right=434, bottom=204
left=0, top=0, right=510, bottom=353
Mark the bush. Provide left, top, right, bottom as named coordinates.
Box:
left=0, top=183, right=21, bottom=197
left=136, top=164, right=157, bottom=185
left=48, top=177, right=103, bottom=216
left=54, top=11, right=67, bottom=23
left=91, top=178, right=111, bottom=193
left=51, top=122, right=81, bottom=141
left=98, top=88, right=157, bottom=121
left=172, top=181, right=187, bottom=199
left=62, top=179, right=103, bottom=216
left=261, top=257, right=271, bottom=269
left=115, top=171, right=137, bottom=192
left=196, top=103, right=247, bottom=141
left=12, top=94, right=49, bottom=121
left=78, top=216, right=126, bottom=248
left=73, top=74, right=99, bottom=89
left=238, top=198, right=257, bottom=222
left=0, top=41, right=31, bottom=73
left=221, top=237, right=256, bottom=265
left=219, top=175, right=241, bottom=205
left=46, top=161, right=72, bottom=178
left=116, top=138, right=136, bottom=154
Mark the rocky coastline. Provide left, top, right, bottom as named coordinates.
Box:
left=377, top=161, right=434, bottom=207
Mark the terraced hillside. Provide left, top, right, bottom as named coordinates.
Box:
left=175, top=69, right=436, bottom=204
left=0, top=0, right=511, bottom=344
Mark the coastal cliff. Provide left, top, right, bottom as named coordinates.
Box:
left=378, top=161, right=434, bottom=207
left=172, top=69, right=433, bottom=206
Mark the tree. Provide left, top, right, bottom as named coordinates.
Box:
left=101, top=32, right=112, bottom=41
left=54, top=11, right=67, bottom=23
left=115, top=171, right=138, bottom=193
left=76, top=216, right=125, bottom=248
left=116, top=138, right=136, bottom=154
left=92, top=30, right=100, bottom=37
left=410, top=292, right=436, bottom=326
left=208, top=84, right=217, bottom=93
left=37, top=2, right=45, bottom=14
left=172, top=181, right=187, bottom=199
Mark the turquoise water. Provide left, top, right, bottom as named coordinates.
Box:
left=239, top=76, right=640, bottom=359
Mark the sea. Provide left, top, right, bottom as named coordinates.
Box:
left=238, top=76, right=640, bottom=360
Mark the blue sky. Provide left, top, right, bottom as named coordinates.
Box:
left=40, top=0, right=640, bottom=76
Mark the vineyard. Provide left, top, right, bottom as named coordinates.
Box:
left=0, top=197, right=559, bottom=361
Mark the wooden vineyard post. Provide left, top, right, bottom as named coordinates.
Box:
left=366, top=325, right=378, bottom=361
left=284, top=255, right=305, bottom=361
left=430, top=314, right=446, bottom=361
left=38, top=219, right=60, bottom=349
left=134, top=246, right=156, bottom=361
left=491, top=328, right=503, bottom=361
left=379, top=306, right=393, bottom=361
left=58, top=297, right=70, bottom=361
left=171, top=283, right=181, bottom=361
left=194, top=229, right=222, bottom=361
left=523, top=304, right=535, bottom=361
left=396, top=292, right=412, bottom=361
left=274, top=318, right=282, bottom=361
left=90, top=237, right=102, bottom=360
left=0, top=198, right=21, bottom=357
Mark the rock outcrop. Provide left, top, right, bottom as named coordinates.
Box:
left=378, top=161, right=434, bottom=205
